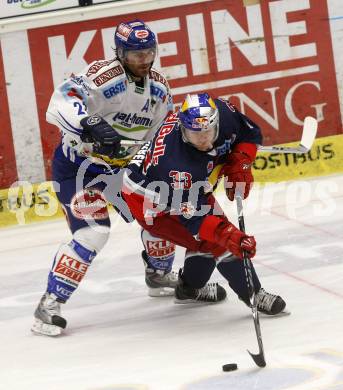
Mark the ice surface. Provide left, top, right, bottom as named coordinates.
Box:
left=0, top=175, right=342, bottom=390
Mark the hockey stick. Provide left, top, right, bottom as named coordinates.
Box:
left=120, top=139, right=147, bottom=146
left=235, top=193, right=266, bottom=368
left=258, top=116, right=317, bottom=154
left=120, top=116, right=318, bottom=154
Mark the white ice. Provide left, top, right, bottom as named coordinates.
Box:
left=0, top=175, right=343, bottom=390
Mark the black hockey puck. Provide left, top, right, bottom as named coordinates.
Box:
left=222, top=363, right=238, bottom=372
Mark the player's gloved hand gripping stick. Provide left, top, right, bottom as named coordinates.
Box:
left=198, top=215, right=256, bottom=260
left=80, top=114, right=121, bottom=159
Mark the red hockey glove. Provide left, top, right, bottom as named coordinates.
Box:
left=214, top=221, right=256, bottom=259
left=199, top=216, right=256, bottom=259
left=221, top=143, right=257, bottom=201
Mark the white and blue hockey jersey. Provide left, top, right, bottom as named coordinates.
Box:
left=46, top=58, right=173, bottom=172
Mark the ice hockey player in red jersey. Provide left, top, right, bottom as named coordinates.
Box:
left=122, top=93, right=286, bottom=312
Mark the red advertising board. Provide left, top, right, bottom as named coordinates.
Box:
left=0, top=0, right=341, bottom=188
left=0, top=46, right=17, bottom=187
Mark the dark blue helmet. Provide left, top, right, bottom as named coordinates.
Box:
left=115, top=20, right=157, bottom=60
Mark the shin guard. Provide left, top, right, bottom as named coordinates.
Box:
left=141, top=229, right=176, bottom=273
left=47, top=240, right=96, bottom=302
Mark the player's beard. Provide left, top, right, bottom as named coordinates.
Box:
left=125, top=62, right=153, bottom=80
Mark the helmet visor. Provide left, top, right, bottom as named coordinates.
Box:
left=124, top=47, right=157, bottom=65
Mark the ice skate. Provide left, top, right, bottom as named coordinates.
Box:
left=174, top=271, right=227, bottom=304
left=142, top=251, right=178, bottom=297
left=31, top=293, right=67, bottom=336
left=241, top=287, right=286, bottom=315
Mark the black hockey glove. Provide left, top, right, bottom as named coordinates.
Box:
left=80, top=115, right=121, bottom=159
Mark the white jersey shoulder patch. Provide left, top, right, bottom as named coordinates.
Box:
left=149, top=68, right=170, bottom=91
left=85, top=59, right=125, bottom=87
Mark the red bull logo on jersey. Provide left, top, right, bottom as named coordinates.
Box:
left=179, top=202, right=195, bottom=219
left=152, top=113, right=178, bottom=165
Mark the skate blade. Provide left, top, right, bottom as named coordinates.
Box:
left=31, top=318, right=63, bottom=337
left=174, top=298, right=225, bottom=305
left=274, top=309, right=291, bottom=317
left=148, top=287, right=175, bottom=297
left=261, top=310, right=291, bottom=318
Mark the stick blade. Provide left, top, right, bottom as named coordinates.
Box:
left=248, top=350, right=266, bottom=367
left=300, top=116, right=318, bottom=151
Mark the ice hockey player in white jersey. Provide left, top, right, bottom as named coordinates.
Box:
left=31, top=20, right=178, bottom=337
